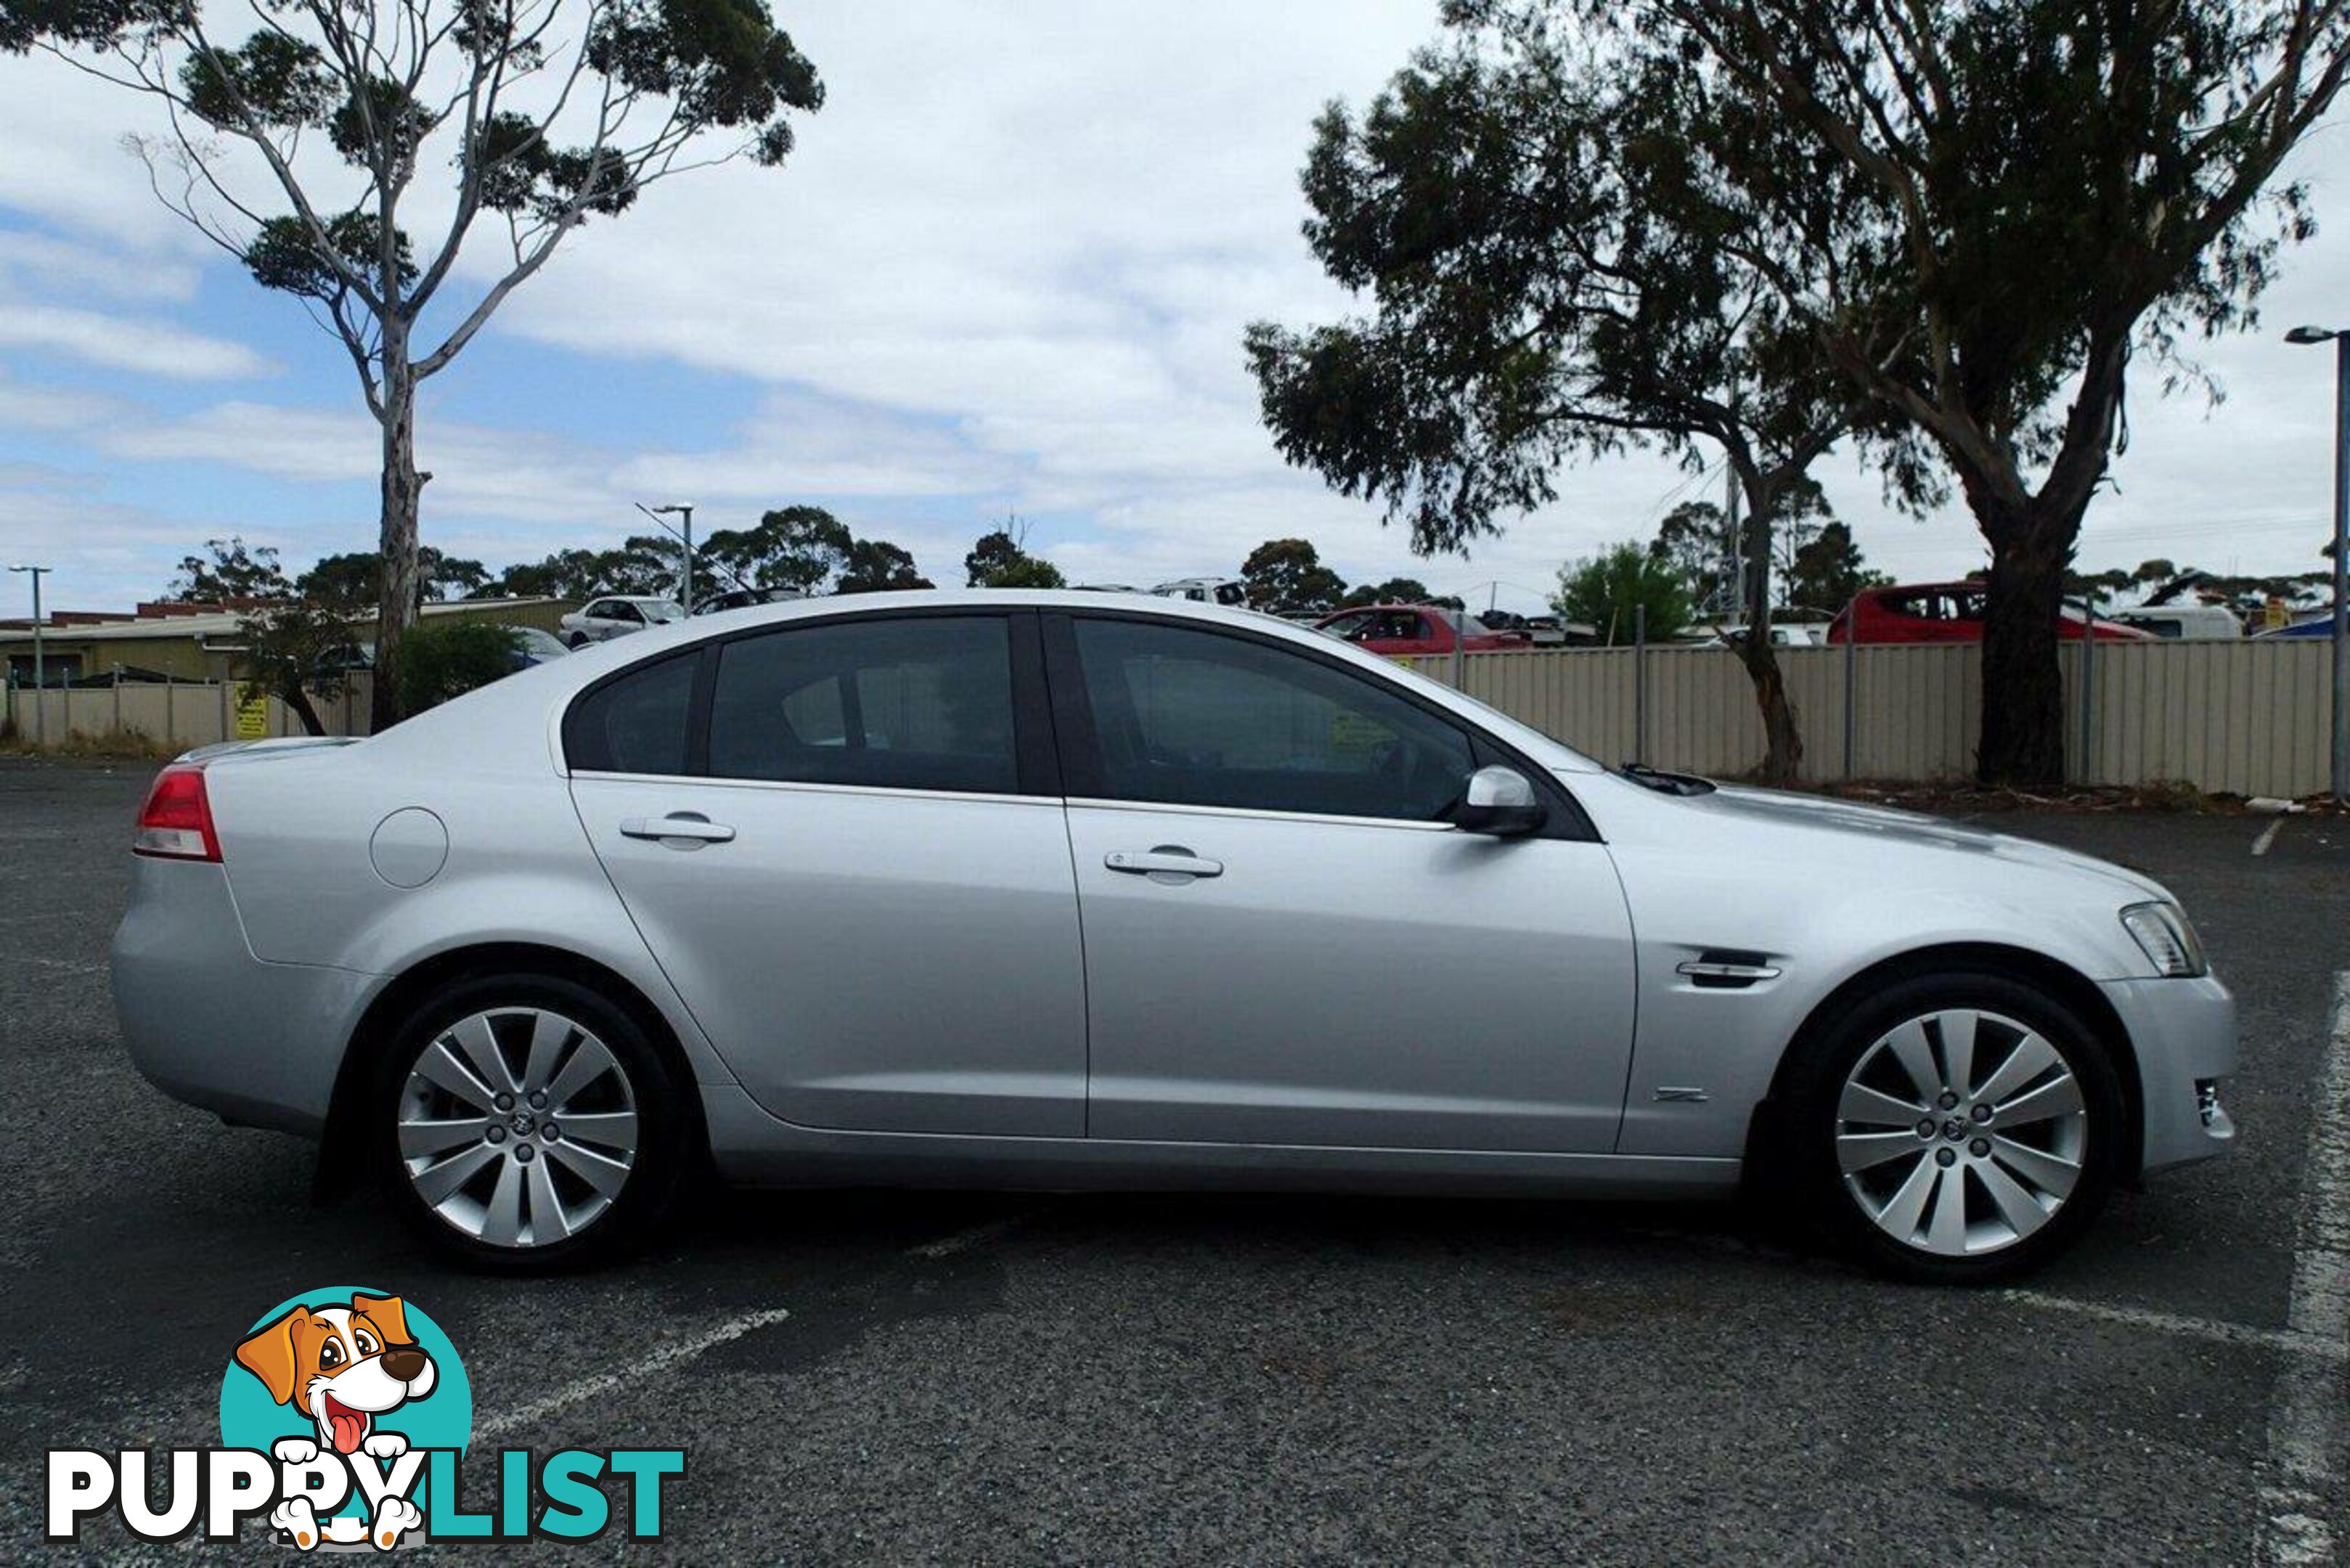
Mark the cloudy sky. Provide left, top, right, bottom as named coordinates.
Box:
left=1, top=1, right=2346, bottom=618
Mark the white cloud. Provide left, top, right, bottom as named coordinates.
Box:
left=0, top=367, right=121, bottom=430
left=0, top=228, right=200, bottom=302
left=611, top=389, right=1024, bottom=502
left=99, top=399, right=624, bottom=523
left=0, top=301, right=272, bottom=380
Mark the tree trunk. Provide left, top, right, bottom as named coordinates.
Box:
left=280, top=682, right=327, bottom=737
left=1734, top=628, right=1803, bottom=782
left=1975, top=505, right=2075, bottom=788
left=1737, top=473, right=1803, bottom=783
left=370, top=349, right=423, bottom=732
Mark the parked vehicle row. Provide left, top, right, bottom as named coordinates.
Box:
left=691, top=586, right=808, bottom=617
left=1312, top=603, right=1533, bottom=655
left=1827, top=584, right=2150, bottom=645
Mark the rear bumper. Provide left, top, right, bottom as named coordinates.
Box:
left=111, top=858, right=375, bottom=1138
left=2102, top=973, right=2239, bottom=1175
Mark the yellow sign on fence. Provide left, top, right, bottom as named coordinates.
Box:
left=234, top=693, right=269, bottom=740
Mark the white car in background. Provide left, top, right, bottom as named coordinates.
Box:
left=1151, top=577, right=1248, bottom=607
left=560, top=596, right=684, bottom=648
left=2104, top=605, right=2244, bottom=641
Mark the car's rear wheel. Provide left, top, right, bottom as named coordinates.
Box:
left=374, top=973, right=688, bottom=1270
left=565, top=631, right=589, bottom=649
left=1782, top=971, right=2124, bottom=1284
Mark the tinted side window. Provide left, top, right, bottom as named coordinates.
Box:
left=565, top=651, right=697, bottom=775
left=709, top=616, right=1017, bottom=794
left=1070, top=619, right=1473, bottom=821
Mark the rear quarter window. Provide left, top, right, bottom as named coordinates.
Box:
left=564, top=651, right=698, bottom=775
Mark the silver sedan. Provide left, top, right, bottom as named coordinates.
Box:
left=112, top=591, right=2237, bottom=1279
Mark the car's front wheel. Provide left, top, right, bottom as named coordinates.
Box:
left=1782, top=971, right=2124, bottom=1283
left=374, top=973, right=690, bottom=1270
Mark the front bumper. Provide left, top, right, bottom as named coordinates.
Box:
left=2101, top=973, right=2239, bottom=1175
left=112, top=858, right=376, bottom=1138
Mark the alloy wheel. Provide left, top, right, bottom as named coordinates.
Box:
left=397, top=1006, right=640, bottom=1248
left=1833, top=1008, right=2088, bottom=1257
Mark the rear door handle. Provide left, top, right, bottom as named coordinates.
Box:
left=619, top=812, right=736, bottom=845
left=1104, top=847, right=1223, bottom=880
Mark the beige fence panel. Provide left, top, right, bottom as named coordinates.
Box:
left=7, top=674, right=374, bottom=752
left=1406, top=637, right=2330, bottom=797
left=2064, top=638, right=2331, bottom=798
left=1848, top=643, right=1978, bottom=782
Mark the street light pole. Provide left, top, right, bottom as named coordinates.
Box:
left=9, top=563, right=50, bottom=747
left=636, top=502, right=698, bottom=613
left=2337, top=335, right=2349, bottom=807
left=2287, top=326, right=2350, bottom=805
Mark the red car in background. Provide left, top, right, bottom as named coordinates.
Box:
left=1828, top=583, right=2151, bottom=644
left=1313, top=604, right=1533, bottom=656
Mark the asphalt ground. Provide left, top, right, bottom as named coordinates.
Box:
left=0, top=755, right=2344, bottom=1563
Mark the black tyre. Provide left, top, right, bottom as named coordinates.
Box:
left=1777, top=970, right=2125, bottom=1285
left=372, top=972, right=691, bottom=1271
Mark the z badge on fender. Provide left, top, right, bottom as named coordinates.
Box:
left=44, top=1283, right=685, bottom=1548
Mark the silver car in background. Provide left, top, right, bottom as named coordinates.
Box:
left=112, top=592, right=2236, bottom=1279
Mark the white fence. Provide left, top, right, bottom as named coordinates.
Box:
left=1401, top=638, right=2335, bottom=798
left=4, top=642, right=2334, bottom=797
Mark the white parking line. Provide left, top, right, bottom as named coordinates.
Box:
left=2002, top=1290, right=2349, bottom=1363
left=2252, top=818, right=2285, bottom=857
left=468, top=1219, right=1024, bottom=1442
left=473, top=1306, right=792, bottom=1441
left=2253, top=971, right=2350, bottom=1567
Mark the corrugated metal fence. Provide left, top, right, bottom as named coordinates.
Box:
left=1403, top=639, right=2335, bottom=797
left=2, top=676, right=371, bottom=753
left=5, top=644, right=2333, bottom=796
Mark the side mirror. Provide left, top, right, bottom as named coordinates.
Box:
left=1455, top=764, right=1546, bottom=837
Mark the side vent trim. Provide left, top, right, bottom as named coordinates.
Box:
left=1676, top=950, right=1782, bottom=989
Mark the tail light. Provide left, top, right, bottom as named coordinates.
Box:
left=134, top=763, right=220, bottom=862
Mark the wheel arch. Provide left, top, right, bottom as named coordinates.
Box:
left=313, top=941, right=708, bottom=1201
left=1746, top=942, right=2145, bottom=1183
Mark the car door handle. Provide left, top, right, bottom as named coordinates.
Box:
left=619, top=813, right=736, bottom=845
left=1104, top=847, right=1223, bottom=879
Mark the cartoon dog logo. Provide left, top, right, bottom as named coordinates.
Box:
left=235, top=1293, right=436, bottom=1550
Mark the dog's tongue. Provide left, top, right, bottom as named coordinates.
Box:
left=327, top=1404, right=366, bottom=1455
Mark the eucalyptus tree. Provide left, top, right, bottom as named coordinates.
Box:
left=1246, top=15, right=1895, bottom=778
left=1240, top=538, right=1347, bottom=613
left=703, top=505, right=852, bottom=595
left=5, top=0, right=823, bottom=723
left=966, top=518, right=1067, bottom=589
left=1612, top=0, right=2350, bottom=783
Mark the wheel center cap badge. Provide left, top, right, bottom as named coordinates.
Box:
left=511, top=1112, right=535, bottom=1136
left=1942, top=1119, right=1967, bottom=1140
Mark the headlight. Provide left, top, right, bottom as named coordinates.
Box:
left=2121, top=902, right=2207, bottom=977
